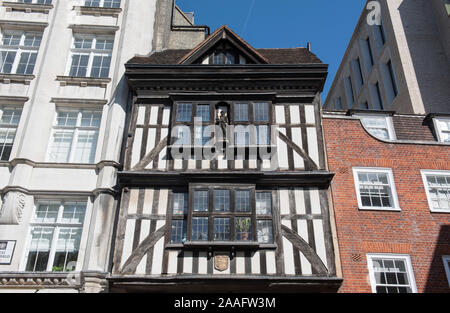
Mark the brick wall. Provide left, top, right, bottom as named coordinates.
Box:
left=323, top=117, right=450, bottom=293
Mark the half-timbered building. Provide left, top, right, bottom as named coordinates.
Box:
left=109, top=26, right=342, bottom=292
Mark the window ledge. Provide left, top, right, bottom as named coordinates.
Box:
left=358, top=206, right=401, bottom=212
left=430, top=209, right=450, bottom=214
left=0, top=73, right=35, bottom=85
left=56, top=76, right=111, bottom=88
left=74, top=6, right=122, bottom=18
left=166, top=241, right=276, bottom=251
left=2, top=2, right=53, bottom=14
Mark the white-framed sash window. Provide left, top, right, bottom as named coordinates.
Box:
left=0, top=107, right=22, bottom=161
left=434, top=118, right=450, bottom=143
left=23, top=201, right=87, bottom=272
left=47, top=109, right=101, bottom=163
left=421, top=170, right=450, bottom=213
left=0, top=30, right=42, bottom=75
left=84, top=0, right=121, bottom=8
left=16, top=0, right=53, bottom=4
left=367, top=254, right=417, bottom=293
left=67, top=34, right=114, bottom=78
left=353, top=167, right=400, bottom=211
left=443, top=255, right=450, bottom=287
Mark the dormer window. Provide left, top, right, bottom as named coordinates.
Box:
left=434, top=118, right=450, bottom=143
left=356, top=114, right=396, bottom=140
left=213, top=51, right=237, bottom=64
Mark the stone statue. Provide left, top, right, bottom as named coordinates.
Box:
left=216, top=110, right=229, bottom=141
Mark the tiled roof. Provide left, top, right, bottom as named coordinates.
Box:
left=392, top=115, right=436, bottom=141
left=128, top=47, right=323, bottom=65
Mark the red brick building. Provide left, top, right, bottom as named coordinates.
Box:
left=323, top=110, right=450, bottom=293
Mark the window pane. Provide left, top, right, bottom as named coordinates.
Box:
left=192, top=217, right=208, bottom=241
left=24, top=34, right=42, bottom=48
left=234, top=103, right=249, bottom=122
left=425, top=174, right=450, bottom=211
left=56, top=111, right=78, bottom=127
left=194, top=126, right=210, bottom=146
left=176, top=103, right=192, bottom=122
left=371, top=257, right=413, bottom=293
left=235, top=190, right=251, bottom=212
left=0, top=51, right=17, bottom=74
left=16, top=52, right=37, bottom=75
left=195, top=104, right=210, bottom=122
left=72, top=130, right=99, bottom=163
left=213, top=218, right=230, bottom=241
left=0, top=108, right=22, bottom=125
left=358, top=171, right=394, bottom=208
left=173, top=192, right=188, bottom=215
left=69, top=54, right=89, bottom=77
left=80, top=111, right=101, bottom=128
left=61, top=202, right=86, bottom=224
left=256, top=192, right=272, bottom=215
left=52, top=227, right=82, bottom=272
left=257, top=220, right=273, bottom=243
left=254, top=103, right=269, bottom=122
left=34, top=203, right=59, bottom=223
left=193, top=190, right=208, bottom=212
left=234, top=125, right=250, bottom=146
left=90, top=55, right=111, bottom=78
left=73, top=37, right=93, bottom=49
left=257, top=125, right=270, bottom=145
left=0, top=128, right=16, bottom=161
left=235, top=217, right=252, bottom=241
left=25, top=227, right=54, bottom=272
left=214, top=189, right=230, bottom=212
left=170, top=220, right=186, bottom=243
left=225, top=52, right=235, bottom=64
left=48, top=130, right=74, bottom=163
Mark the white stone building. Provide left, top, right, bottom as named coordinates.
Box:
left=0, top=0, right=160, bottom=293
left=324, top=0, right=450, bottom=114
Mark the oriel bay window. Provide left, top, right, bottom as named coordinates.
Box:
left=169, top=185, right=274, bottom=245
left=172, top=102, right=271, bottom=147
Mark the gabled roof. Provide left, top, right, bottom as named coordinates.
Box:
left=127, top=26, right=323, bottom=65
left=178, top=25, right=269, bottom=64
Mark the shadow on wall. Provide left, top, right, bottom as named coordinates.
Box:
left=397, top=0, right=450, bottom=113
left=424, top=224, right=450, bottom=293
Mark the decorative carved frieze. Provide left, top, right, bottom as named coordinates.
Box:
left=0, top=192, right=26, bottom=225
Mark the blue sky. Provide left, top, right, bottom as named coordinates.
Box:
left=177, top=0, right=366, bottom=101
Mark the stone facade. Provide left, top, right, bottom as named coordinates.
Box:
left=324, top=0, right=450, bottom=114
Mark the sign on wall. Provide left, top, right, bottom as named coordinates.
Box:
left=0, top=241, right=16, bottom=265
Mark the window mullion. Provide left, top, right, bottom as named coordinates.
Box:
left=46, top=226, right=59, bottom=272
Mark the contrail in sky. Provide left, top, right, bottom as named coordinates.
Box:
left=242, top=0, right=256, bottom=37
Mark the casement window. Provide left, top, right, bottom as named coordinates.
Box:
left=0, top=31, right=42, bottom=75
left=16, top=0, right=52, bottom=4
left=47, top=109, right=101, bottom=164
left=67, top=34, right=114, bottom=78
left=358, top=115, right=395, bottom=140
left=434, top=118, right=450, bottom=143
left=367, top=254, right=417, bottom=293
left=170, top=186, right=274, bottom=244
left=24, top=201, right=87, bottom=272
left=353, top=168, right=400, bottom=211
left=172, top=102, right=271, bottom=147
left=212, top=51, right=240, bottom=65
left=84, top=0, right=121, bottom=8
left=443, top=256, right=450, bottom=287
left=421, top=170, right=450, bottom=213
left=0, top=107, right=22, bottom=161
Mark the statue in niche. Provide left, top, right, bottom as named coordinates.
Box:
left=216, top=106, right=229, bottom=142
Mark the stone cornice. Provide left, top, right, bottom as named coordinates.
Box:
left=74, top=5, right=122, bottom=18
